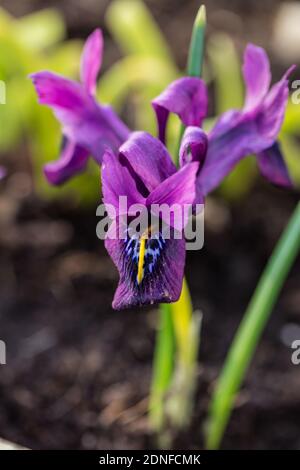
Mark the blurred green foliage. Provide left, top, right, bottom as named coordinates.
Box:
left=0, top=7, right=102, bottom=204
left=0, top=0, right=298, bottom=205
left=100, top=0, right=179, bottom=149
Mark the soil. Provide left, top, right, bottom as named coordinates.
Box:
left=0, top=0, right=299, bottom=451
left=0, top=181, right=299, bottom=450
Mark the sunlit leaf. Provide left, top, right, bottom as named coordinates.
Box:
left=106, top=0, right=174, bottom=63
left=14, top=9, right=65, bottom=52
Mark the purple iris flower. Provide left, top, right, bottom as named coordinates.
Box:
left=102, top=132, right=199, bottom=309
left=152, top=43, right=295, bottom=197
left=102, top=43, right=294, bottom=310
left=30, top=29, right=130, bottom=185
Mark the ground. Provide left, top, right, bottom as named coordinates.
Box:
left=0, top=181, right=299, bottom=449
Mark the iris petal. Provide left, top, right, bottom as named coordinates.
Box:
left=147, top=161, right=200, bottom=230
left=243, top=44, right=271, bottom=111
left=257, top=142, right=293, bottom=188
left=80, top=29, right=103, bottom=96
left=102, top=149, right=146, bottom=216
left=30, top=71, right=130, bottom=175
left=119, top=131, right=177, bottom=193
left=44, top=136, right=89, bottom=185
left=257, top=65, right=296, bottom=141
left=152, top=77, right=208, bottom=143
left=106, top=219, right=186, bottom=309
left=179, top=126, right=208, bottom=167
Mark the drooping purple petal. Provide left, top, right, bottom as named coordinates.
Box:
left=257, top=142, right=293, bottom=188
left=119, top=132, right=177, bottom=194
left=146, top=162, right=199, bottom=231
left=30, top=71, right=130, bottom=163
left=152, top=77, right=208, bottom=143
left=179, top=126, right=208, bottom=168
left=243, top=44, right=271, bottom=111
left=80, top=28, right=103, bottom=95
left=44, top=137, right=89, bottom=185
left=105, top=223, right=186, bottom=309
left=102, top=149, right=145, bottom=217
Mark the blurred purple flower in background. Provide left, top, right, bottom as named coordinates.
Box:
left=30, top=29, right=130, bottom=185
left=153, top=43, right=295, bottom=196
left=102, top=131, right=199, bottom=309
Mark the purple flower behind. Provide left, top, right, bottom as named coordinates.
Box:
left=30, top=29, right=130, bottom=185
left=152, top=77, right=208, bottom=144
left=102, top=132, right=199, bottom=309
left=152, top=44, right=295, bottom=197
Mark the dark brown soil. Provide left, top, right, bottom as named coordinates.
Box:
left=0, top=179, right=299, bottom=450
left=0, top=0, right=299, bottom=451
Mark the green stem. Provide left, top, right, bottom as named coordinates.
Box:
left=149, top=4, right=206, bottom=438
left=149, top=303, right=175, bottom=431
left=206, top=201, right=300, bottom=449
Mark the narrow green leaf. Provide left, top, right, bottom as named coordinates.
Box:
left=187, top=5, right=206, bottom=77
left=206, top=202, right=300, bottom=449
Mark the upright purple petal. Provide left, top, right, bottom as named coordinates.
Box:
left=257, top=65, right=295, bottom=141
left=106, top=227, right=186, bottom=310
left=147, top=162, right=199, bottom=230
left=44, top=137, right=89, bottom=185
left=152, top=77, right=208, bottom=143
left=257, top=142, right=293, bottom=188
left=179, top=126, right=208, bottom=168
left=80, top=29, right=103, bottom=95
left=243, top=44, right=271, bottom=111
left=102, top=149, right=145, bottom=216
left=119, top=132, right=177, bottom=194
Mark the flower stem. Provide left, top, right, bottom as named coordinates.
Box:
left=149, top=5, right=206, bottom=440
left=149, top=303, right=175, bottom=431
left=205, top=201, right=300, bottom=449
